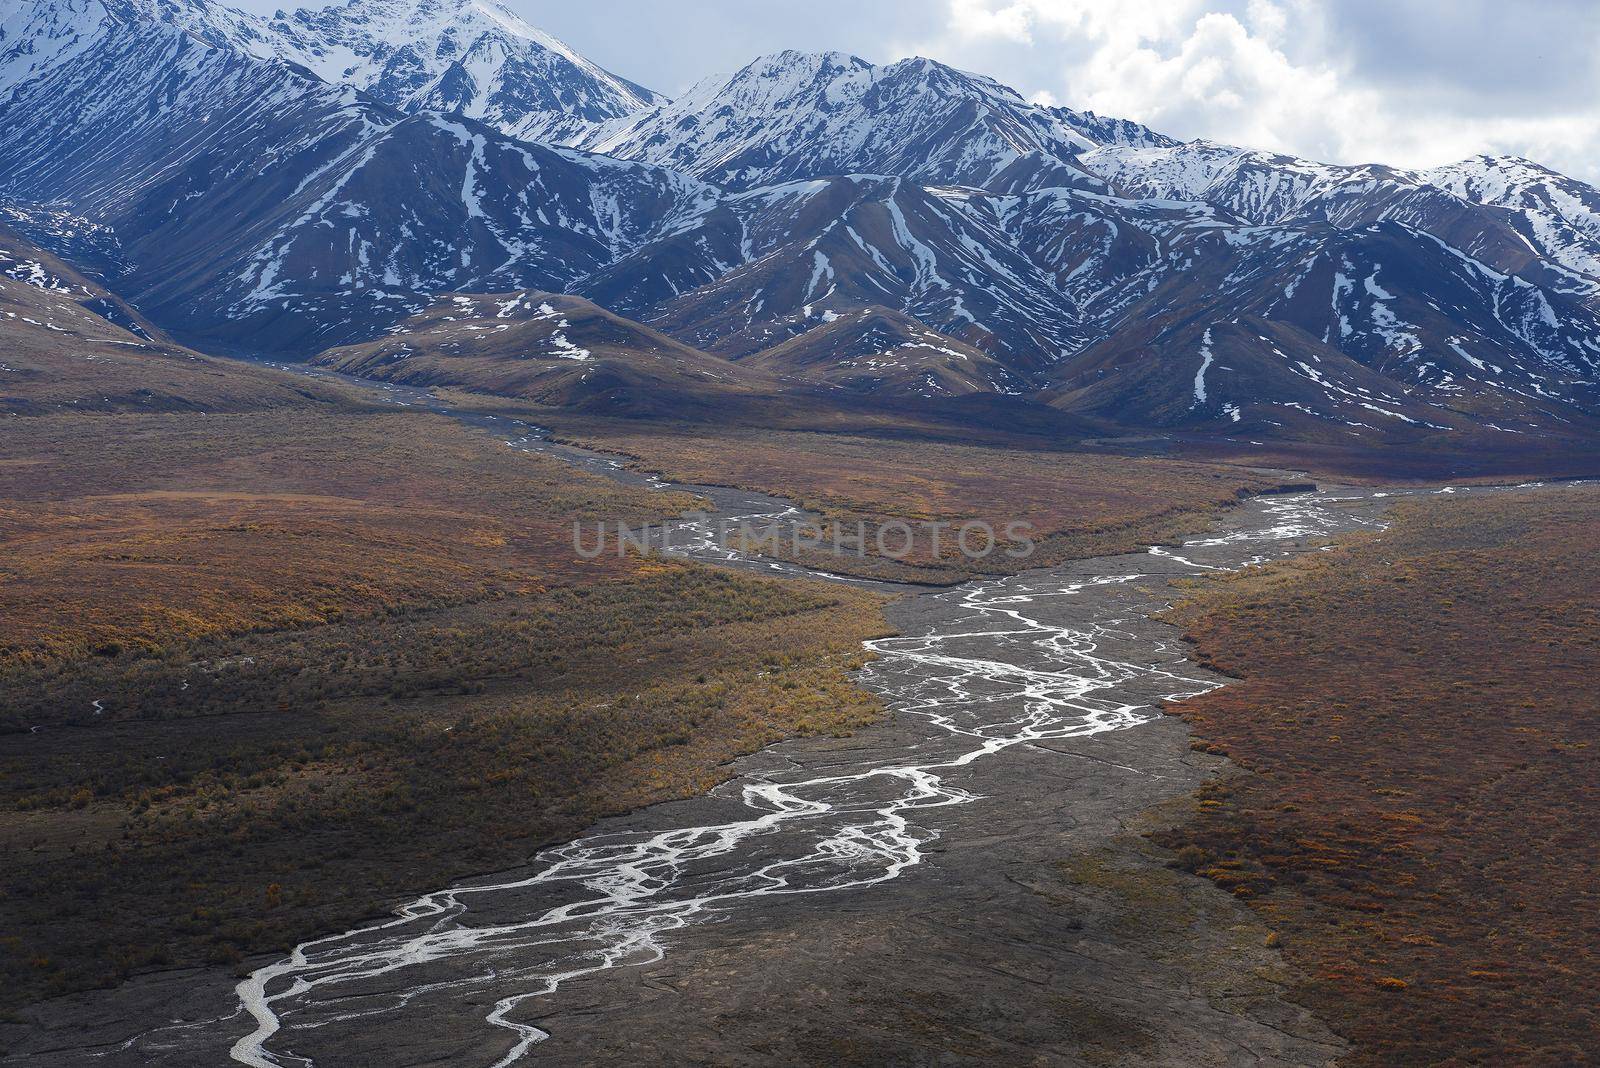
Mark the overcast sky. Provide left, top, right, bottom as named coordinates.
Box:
left=236, top=0, right=1600, bottom=181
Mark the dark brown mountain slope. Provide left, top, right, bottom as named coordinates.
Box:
left=0, top=224, right=347, bottom=416
left=314, top=291, right=788, bottom=418
left=741, top=306, right=1029, bottom=399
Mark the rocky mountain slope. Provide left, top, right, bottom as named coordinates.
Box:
left=575, top=50, right=1116, bottom=191
left=1077, top=143, right=1600, bottom=301
left=0, top=219, right=347, bottom=414
left=55, top=0, right=663, bottom=143
left=0, top=0, right=713, bottom=353
left=588, top=175, right=1088, bottom=366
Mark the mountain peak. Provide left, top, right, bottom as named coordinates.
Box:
left=694, top=49, right=872, bottom=102
left=264, top=0, right=582, bottom=65
left=144, top=0, right=664, bottom=143
left=881, top=55, right=1023, bottom=99
left=580, top=50, right=1102, bottom=190
left=743, top=48, right=866, bottom=69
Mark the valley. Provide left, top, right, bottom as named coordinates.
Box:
left=0, top=383, right=1403, bottom=1064
left=0, top=391, right=892, bottom=1015
left=4, top=357, right=1591, bottom=1064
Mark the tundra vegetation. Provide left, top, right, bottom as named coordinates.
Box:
left=530, top=414, right=1290, bottom=582
left=0, top=367, right=1320, bottom=1016
left=1156, top=486, right=1600, bottom=1066
left=0, top=406, right=887, bottom=1011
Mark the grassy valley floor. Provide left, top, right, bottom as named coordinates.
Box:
left=0, top=405, right=888, bottom=1012
left=9, top=369, right=1596, bottom=1066
left=1155, top=485, right=1600, bottom=1065
left=516, top=412, right=1296, bottom=583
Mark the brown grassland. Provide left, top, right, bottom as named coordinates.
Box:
left=1154, top=485, right=1600, bottom=1066
left=0, top=407, right=699, bottom=670
left=15, top=325, right=1595, bottom=1059
left=530, top=416, right=1293, bottom=582
left=0, top=405, right=888, bottom=1012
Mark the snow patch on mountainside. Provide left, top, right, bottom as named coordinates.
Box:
left=0, top=0, right=112, bottom=92
left=1192, top=327, right=1215, bottom=404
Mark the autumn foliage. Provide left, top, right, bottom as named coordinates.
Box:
left=0, top=407, right=886, bottom=1010
left=541, top=419, right=1285, bottom=581
left=1156, top=486, right=1600, bottom=1066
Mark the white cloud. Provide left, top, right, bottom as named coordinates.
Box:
left=899, top=0, right=1600, bottom=180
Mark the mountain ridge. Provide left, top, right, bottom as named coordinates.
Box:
left=574, top=49, right=1114, bottom=191
left=2, top=0, right=1598, bottom=455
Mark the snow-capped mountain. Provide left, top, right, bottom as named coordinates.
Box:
left=1077, top=142, right=1600, bottom=299
left=0, top=0, right=710, bottom=351
left=585, top=175, right=1087, bottom=367
left=236, top=0, right=662, bottom=143
left=580, top=171, right=1600, bottom=433
left=6, top=0, right=664, bottom=144
left=1420, top=155, right=1600, bottom=285
left=1038, top=209, right=1600, bottom=436
left=577, top=51, right=1116, bottom=192
left=3, top=0, right=1599, bottom=450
